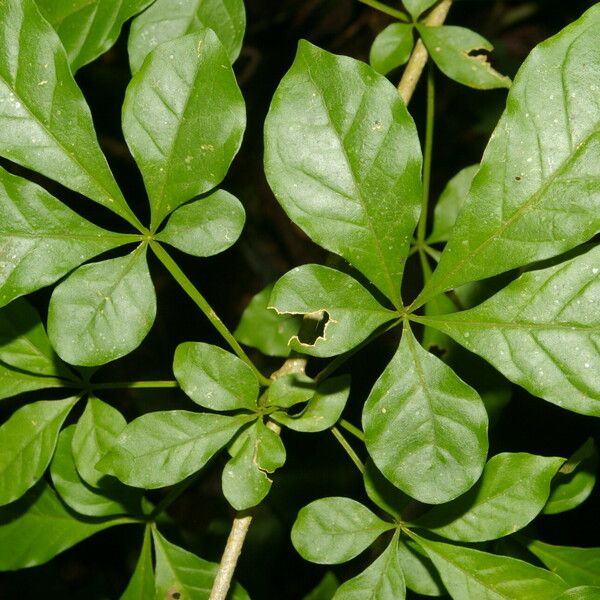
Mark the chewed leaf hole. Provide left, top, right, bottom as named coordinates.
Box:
left=297, top=310, right=330, bottom=345
left=467, top=47, right=490, bottom=59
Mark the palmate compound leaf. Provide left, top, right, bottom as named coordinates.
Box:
left=120, top=526, right=155, bottom=600
left=122, top=28, right=245, bottom=231
left=264, top=41, right=422, bottom=305
left=0, top=166, right=136, bottom=309
left=363, top=326, right=488, bottom=505
left=369, top=23, right=414, bottom=76
left=97, top=411, right=253, bottom=488
left=128, top=0, right=246, bottom=73
left=291, top=497, right=395, bottom=565
left=152, top=528, right=250, bottom=600
left=0, top=481, right=128, bottom=571
left=414, top=453, right=565, bottom=542
left=35, top=0, right=154, bottom=72
left=0, top=0, right=138, bottom=227
left=269, top=264, right=398, bottom=357
left=412, top=533, right=569, bottom=600
left=0, top=396, right=78, bottom=506
left=48, top=245, right=156, bottom=367
left=416, top=243, right=600, bottom=415
left=173, top=341, right=259, bottom=411
left=415, top=4, right=600, bottom=308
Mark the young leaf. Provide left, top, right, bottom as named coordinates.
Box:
left=48, top=246, right=156, bottom=366
left=272, top=376, right=350, bottom=433
left=35, top=0, right=154, bottom=72
left=234, top=283, right=302, bottom=357
left=416, top=4, right=600, bottom=306
left=417, top=244, right=600, bottom=416
left=333, top=535, right=405, bottom=600
left=269, top=264, right=397, bottom=357
left=525, top=539, right=600, bottom=587
left=427, top=164, right=479, bottom=244
left=174, top=342, right=259, bottom=411
left=264, top=41, right=422, bottom=304
left=403, top=0, right=438, bottom=19
left=120, top=526, right=155, bottom=600
left=363, top=326, right=488, bottom=504
left=51, top=426, right=140, bottom=518
left=0, top=0, right=136, bottom=226
left=0, top=167, right=134, bottom=309
left=155, top=190, right=245, bottom=257
left=418, top=26, right=510, bottom=90
left=544, top=438, right=598, bottom=515
left=72, top=396, right=128, bottom=488
left=152, top=528, right=250, bottom=600
left=0, top=362, right=64, bottom=401
left=0, top=397, right=78, bottom=506
left=396, top=540, right=444, bottom=597
left=98, top=411, right=251, bottom=488
left=413, top=534, right=569, bottom=599
left=0, top=482, right=123, bottom=570
left=415, top=453, right=565, bottom=542
left=369, top=23, right=414, bottom=75
left=122, top=29, right=245, bottom=230
left=128, top=0, right=246, bottom=73
left=291, top=497, right=395, bottom=564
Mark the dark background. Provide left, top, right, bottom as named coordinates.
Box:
left=1, top=1, right=598, bottom=598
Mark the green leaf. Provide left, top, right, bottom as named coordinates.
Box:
left=0, top=298, right=70, bottom=378
left=222, top=420, right=285, bottom=510
left=0, top=361, right=64, bottom=400
left=0, top=0, right=136, bottom=226
left=0, top=481, right=123, bottom=570
left=72, top=396, right=128, bottom=488
left=128, top=0, right=246, bottom=73
left=334, top=536, right=405, bottom=600
left=234, top=283, right=302, bottom=357
left=414, top=534, right=569, bottom=599
left=174, top=342, right=259, bottom=411
left=418, top=244, right=600, bottom=416
left=416, top=5, right=600, bottom=306
left=555, top=587, right=600, bottom=600
left=291, top=497, right=395, bottom=564
left=525, top=539, right=600, bottom=587
left=396, top=540, right=444, bottom=597
left=427, top=164, right=479, bottom=244
left=152, top=528, right=250, bottom=600
left=48, top=246, right=156, bottom=367
left=363, top=459, right=409, bottom=521
left=155, top=190, right=245, bottom=257
left=51, top=425, right=140, bottom=518
left=0, top=397, right=77, bottom=506
left=544, top=438, right=598, bottom=515
left=363, top=326, right=488, bottom=504
left=418, top=26, right=510, bottom=90
left=264, top=40, right=422, bottom=304
left=269, top=265, right=397, bottom=357
left=272, top=376, right=350, bottom=433
left=35, top=0, right=154, bottom=72
left=415, top=453, right=564, bottom=542
left=369, top=23, right=414, bottom=75
left=98, top=411, right=250, bottom=488
left=120, top=527, right=155, bottom=600
left=0, top=167, right=134, bottom=308
left=122, top=29, right=245, bottom=230
left=403, top=0, right=438, bottom=19
left=267, top=373, right=316, bottom=409
left=303, top=572, right=339, bottom=600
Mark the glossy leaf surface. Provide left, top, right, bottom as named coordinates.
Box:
left=0, top=397, right=77, bottom=506
left=174, top=342, right=258, bottom=411
left=292, top=497, right=395, bottom=564
left=98, top=411, right=250, bottom=488
left=419, top=244, right=600, bottom=415
left=120, top=527, right=155, bottom=600
left=555, top=587, right=600, bottom=600
left=417, top=5, right=600, bottom=305
left=0, top=0, right=135, bottom=224
left=269, top=264, right=397, bottom=357
left=415, top=453, right=564, bottom=541
left=128, top=0, right=246, bottom=72
left=363, top=327, right=488, bottom=504
left=123, top=29, right=245, bottom=230
left=265, top=41, right=422, bottom=303
left=0, top=362, right=64, bottom=400
left=156, top=190, right=245, bottom=257
left=369, top=23, right=414, bottom=75
left=48, top=246, right=156, bottom=366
